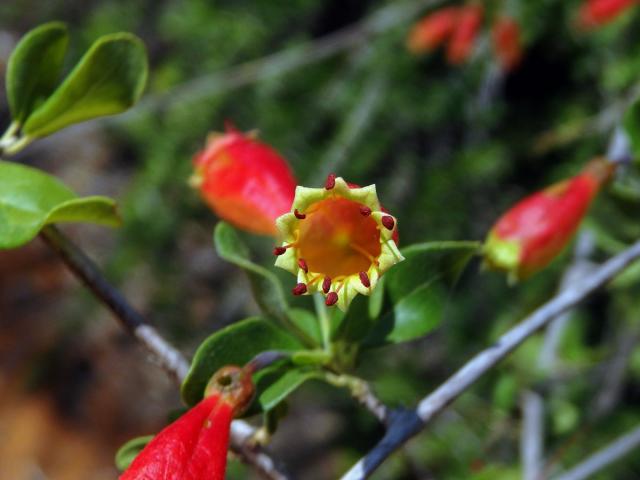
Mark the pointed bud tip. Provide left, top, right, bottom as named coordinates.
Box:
left=273, top=246, right=287, bottom=256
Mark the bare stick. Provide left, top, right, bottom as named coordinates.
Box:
left=553, top=424, right=640, bottom=480
left=521, top=391, right=545, bottom=480
left=340, top=239, right=640, bottom=480
left=39, top=225, right=289, bottom=480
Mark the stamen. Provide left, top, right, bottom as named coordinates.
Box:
left=349, top=242, right=378, bottom=264
left=325, top=292, right=338, bottom=306
left=298, top=258, right=309, bottom=273
left=292, top=283, right=307, bottom=296
left=359, top=271, right=371, bottom=288
left=360, top=206, right=372, bottom=216
left=322, top=276, right=331, bottom=294
left=325, top=173, right=337, bottom=190
left=381, top=215, right=395, bottom=230
left=273, top=246, right=287, bottom=256
left=294, top=209, right=306, bottom=219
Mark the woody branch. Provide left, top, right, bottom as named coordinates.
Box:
left=39, top=225, right=289, bottom=480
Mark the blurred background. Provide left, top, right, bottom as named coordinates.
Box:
left=2, top=0, right=640, bottom=478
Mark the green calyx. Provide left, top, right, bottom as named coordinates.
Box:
left=482, top=231, right=522, bottom=283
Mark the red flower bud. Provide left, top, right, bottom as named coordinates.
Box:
left=578, top=0, right=637, bottom=29
left=492, top=16, right=523, bottom=71
left=190, top=125, right=297, bottom=236
left=120, top=366, right=254, bottom=480
left=407, top=7, right=460, bottom=54
left=484, top=158, right=615, bottom=281
left=446, top=3, right=483, bottom=65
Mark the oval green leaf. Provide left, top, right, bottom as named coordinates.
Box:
left=214, top=222, right=289, bottom=322
left=6, top=22, right=69, bottom=123
left=181, top=317, right=304, bottom=407
left=364, top=241, right=480, bottom=347
left=0, top=161, right=121, bottom=249
left=23, top=32, right=148, bottom=138
left=115, top=435, right=153, bottom=471
left=257, top=367, right=322, bottom=411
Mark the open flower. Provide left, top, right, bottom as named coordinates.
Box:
left=484, top=158, right=615, bottom=282
left=190, top=125, right=297, bottom=236
left=120, top=366, right=254, bottom=480
left=273, top=175, right=404, bottom=311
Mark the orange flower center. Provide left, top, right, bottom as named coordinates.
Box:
left=297, top=197, right=381, bottom=278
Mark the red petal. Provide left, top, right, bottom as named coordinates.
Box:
left=120, top=395, right=233, bottom=480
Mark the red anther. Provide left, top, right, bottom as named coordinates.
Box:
left=381, top=215, right=395, bottom=230
left=273, top=246, right=287, bottom=256
left=298, top=258, right=308, bottom=273
left=322, top=276, right=332, bottom=294
left=360, top=206, right=372, bottom=216
left=359, top=271, right=371, bottom=288
left=294, top=209, right=306, bottom=219
left=325, top=173, right=337, bottom=190
left=292, top=283, right=307, bottom=296
left=325, top=292, right=339, bottom=306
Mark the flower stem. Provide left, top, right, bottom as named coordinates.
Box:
left=314, top=293, right=332, bottom=351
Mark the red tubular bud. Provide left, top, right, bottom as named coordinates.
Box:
left=492, top=16, right=523, bottom=71
left=121, top=366, right=254, bottom=480
left=273, top=246, right=287, bottom=256
left=446, top=3, right=483, bottom=65
left=359, top=271, right=371, bottom=288
left=407, top=7, right=460, bottom=54
left=191, top=126, right=296, bottom=236
left=484, top=158, right=616, bottom=281
left=292, top=283, right=307, bottom=295
left=322, top=276, right=332, bottom=294
left=325, top=291, right=339, bottom=306
left=381, top=215, right=395, bottom=231
left=578, top=0, right=636, bottom=29
left=325, top=173, right=337, bottom=190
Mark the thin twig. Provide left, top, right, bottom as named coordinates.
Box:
left=340, top=239, right=640, bottom=480
left=552, top=424, right=640, bottom=480
left=521, top=390, right=545, bottom=480
left=39, top=225, right=289, bottom=480
left=325, top=372, right=389, bottom=424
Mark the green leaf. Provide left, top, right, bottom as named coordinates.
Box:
left=6, top=22, right=69, bottom=123
left=181, top=317, right=304, bottom=407
left=23, top=32, right=148, bottom=138
left=364, top=241, right=480, bottom=347
left=214, top=222, right=289, bottom=322
left=0, top=161, right=121, bottom=249
left=287, top=308, right=322, bottom=345
left=257, top=367, right=321, bottom=411
left=115, top=435, right=153, bottom=471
